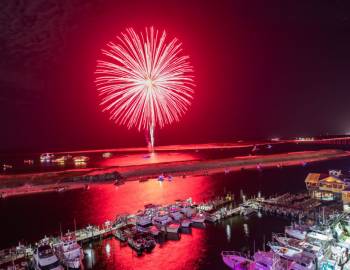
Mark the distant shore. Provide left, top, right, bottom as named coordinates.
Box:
left=0, top=149, right=349, bottom=198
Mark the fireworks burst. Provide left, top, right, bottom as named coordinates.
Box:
left=95, top=27, right=194, bottom=148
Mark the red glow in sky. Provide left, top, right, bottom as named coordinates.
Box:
left=95, top=27, right=194, bottom=147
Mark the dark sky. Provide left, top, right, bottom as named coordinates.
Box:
left=1, top=0, right=350, bottom=152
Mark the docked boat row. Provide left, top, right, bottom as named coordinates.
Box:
left=39, top=153, right=89, bottom=165
left=222, top=211, right=350, bottom=270
left=31, top=236, right=83, bottom=270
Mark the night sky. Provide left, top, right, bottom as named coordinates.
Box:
left=1, top=1, right=350, bottom=152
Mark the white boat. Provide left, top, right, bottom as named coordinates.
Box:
left=307, top=226, right=333, bottom=243
left=170, top=210, right=183, bottom=221
left=102, top=152, right=112, bottom=158
left=191, top=213, right=206, bottom=223
left=274, top=234, right=321, bottom=258
left=285, top=224, right=308, bottom=240
left=268, top=242, right=316, bottom=270
left=149, top=225, right=160, bottom=236
left=240, top=204, right=255, bottom=216
left=32, top=243, right=63, bottom=270
left=205, top=213, right=218, bottom=223
left=221, top=251, right=253, bottom=269
left=40, top=153, right=55, bottom=162
left=164, top=223, right=180, bottom=234
left=136, top=214, right=153, bottom=227
left=153, top=211, right=172, bottom=226
left=179, top=204, right=196, bottom=217
left=181, top=219, right=192, bottom=228
left=54, top=238, right=83, bottom=269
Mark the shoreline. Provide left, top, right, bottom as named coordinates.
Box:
left=0, top=149, right=349, bottom=198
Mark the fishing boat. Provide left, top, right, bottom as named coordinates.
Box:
left=191, top=213, right=205, bottom=223
left=268, top=242, right=316, bottom=270
left=54, top=237, right=83, bottom=269
left=221, top=251, right=253, bottom=269
left=181, top=219, right=192, bottom=228
left=221, top=251, right=272, bottom=270
left=32, top=241, right=63, bottom=270
left=285, top=224, right=309, bottom=240
left=152, top=211, right=172, bottom=226
left=164, top=223, right=180, bottom=234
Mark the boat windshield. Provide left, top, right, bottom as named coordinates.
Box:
left=39, top=260, right=60, bottom=270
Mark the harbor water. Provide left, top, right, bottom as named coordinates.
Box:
left=1, top=146, right=350, bottom=269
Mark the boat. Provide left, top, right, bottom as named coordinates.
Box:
left=273, top=234, right=321, bottom=258
left=221, top=251, right=270, bottom=270
left=73, top=156, right=89, bottom=163
left=32, top=242, right=63, bottom=270
left=54, top=237, right=83, bottom=269
left=148, top=225, right=160, bottom=236
left=40, top=153, right=55, bottom=162
left=285, top=224, right=308, bottom=240
left=179, top=203, right=196, bottom=217
left=164, top=223, right=180, bottom=234
left=268, top=242, right=316, bottom=270
left=53, top=156, right=67, bottom=164
left=181, top=219, right=192, bottom=228
left=205, top=213, right=219, bottom=223
left=127, top=237, right=144, bottom=253
left=191, top=213, right=206, bottom=223
left=152, top=211, right=172, bottom=226
left=240, top=204, right=256, bottom=216
left=2, top=164, right=13, bottom=171
left=169, top=209, right=183, bottom=221
left=114, top=229, right=127, bottom=242
left=149, top=225, right=160, bottom=236
left=24, top=159, right=34, bottom=165
left=136, top=214, right=153, bottom=227
left=102, top=152, right=112, bottom=158
left=143, top=235, right=156, bottom=252
left=57, top=187, right=65, bottom=193
left=158, top=175, right=165, bottom=181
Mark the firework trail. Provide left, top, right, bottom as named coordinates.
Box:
left=95, top=27, right=194, bottom=148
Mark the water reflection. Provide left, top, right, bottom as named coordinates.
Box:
left=84, top=229, right=206, bottom=270
left=99, top=151, right=200, bottom=167
left=226, top=224, right=231, bottom=242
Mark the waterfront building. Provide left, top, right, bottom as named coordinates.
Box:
left=305, top=170, right=350, bottom=205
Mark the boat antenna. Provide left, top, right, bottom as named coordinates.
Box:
left=59, top=223, right=63, bottom=238
left=262, top=234, right=265, bottom=251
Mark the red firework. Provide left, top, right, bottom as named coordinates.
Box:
left=95, top=27, right=194, bottom=147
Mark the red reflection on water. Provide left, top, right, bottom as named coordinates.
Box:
left=81, top=176, right=213, bottom=269
left=87, top=230, right=206, bottom=270
left=99, top=152, right=200, bottom=167
left=85, top=175, right=214, bottom=225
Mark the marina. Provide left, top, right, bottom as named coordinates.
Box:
left=3, top=171, right=350, bottom=269
left=2, top=148, right=350, bottom=269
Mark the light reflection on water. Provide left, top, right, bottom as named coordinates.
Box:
left=2, top=156, right=350, bottom=269
left=85, top=230, right=206, bottom=270
left=99, top=151, right=200, bottom=167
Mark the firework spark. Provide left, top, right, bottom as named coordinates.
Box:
left=95, top=27, right=194, bottom=148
